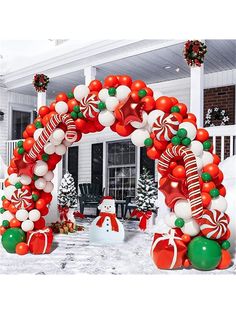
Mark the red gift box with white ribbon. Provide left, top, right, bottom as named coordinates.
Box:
left=151, top=229, right=187, bottom=270
left=27, top=227, right=54, bottom=255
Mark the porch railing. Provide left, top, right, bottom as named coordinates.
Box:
left=6, top=139, right=20, bottom=166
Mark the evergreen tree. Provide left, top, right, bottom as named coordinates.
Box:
left=58, top=171, right=78, bottom=208
left=135, top=167, right=158, bottom=212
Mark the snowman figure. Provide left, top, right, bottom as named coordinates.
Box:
left=89, top=196, right=125, bottom=243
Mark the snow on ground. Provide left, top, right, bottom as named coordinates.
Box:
left=0, top=218, right=235, bottom=275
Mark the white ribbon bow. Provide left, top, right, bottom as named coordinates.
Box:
left=27, top=228, right=51, bottom=254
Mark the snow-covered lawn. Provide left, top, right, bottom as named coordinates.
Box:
left=0, top=218, right=235, bottom=275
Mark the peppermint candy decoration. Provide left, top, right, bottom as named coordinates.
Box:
left=80, top=93, right=100, bottom=119
left=11, top=189, right=33, bottom=210
left=152, top=113, right=179, bottom=141
left=200, top=209, right=228, bottom=239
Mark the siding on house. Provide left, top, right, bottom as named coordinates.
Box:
left=0, top=85, right=9, bottom=163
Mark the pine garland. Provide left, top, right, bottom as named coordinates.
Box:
left=135, top=167, right=158, bottom=212
left=58, top=171, right=78, bottom=208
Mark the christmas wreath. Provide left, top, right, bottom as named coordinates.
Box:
left=205, top=107, right=230, bottom=127
left=183, top=40, right=207, bottom=67
left=33, top=73, right=50, bottom=92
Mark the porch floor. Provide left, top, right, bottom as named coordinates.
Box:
left=0, top=218, right=235, bottom=275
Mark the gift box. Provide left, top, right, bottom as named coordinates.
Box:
left=151, top=229, right=187, bottom=270
left=27, top=227, right=54, bottom=255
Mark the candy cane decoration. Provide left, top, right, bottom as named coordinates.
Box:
left=25, top=113, right=77, bottom=163
left=158, top=145, right=203, bottom=221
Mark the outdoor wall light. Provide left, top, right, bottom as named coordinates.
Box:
left=0, top=110, right=4, bottom=121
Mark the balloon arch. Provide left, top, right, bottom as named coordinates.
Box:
left=0, top=75, right=232, bottom=270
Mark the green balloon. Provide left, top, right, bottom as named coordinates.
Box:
left=171, top=136, right=181, bottom=145
left=108, top=87, right=116, bottom=96
left=221, top=240, right=230, bottom=250
left=35, top=121, right=43, bottom=129
left=18, top=147, right=25, bottom=155
left=1, top=228, right=26, bottom=253
left=188, top=236, right=222, bottom=270
left=182, top=137, right=191, bottom=146
left=203, top=140, right=211, bottom=151
left=73, top=105, right=80, bottom=113
left=17, top=140, right=23, bottom=148
left=70, top=111, right=78, bottom=120
left=32, top=194, right=39, bottom=201
left=144, top=138, right=153, bottom=147
left=175, top=218, right=185, bottom=228
left=138, top=89, right=147, bottom=98
left=15, top=182, right=22, bottom=189
left=201, top=172, right=212, bottom=182
left=42, top=154, right=49, bottom=162
left=0, top=207, right=5, bottom=214
left=210, top=188, right=220, bottom=198
left=2, top=220, right=9, bottom=228
left=171, top=106, right=180, bottom=113
left=177, top=128, right=187, bottom=138
left=67, top=92, right=74, bottom=99
left=98, top=101, right=106, bottom=110
left=77, top=112, right=84, bottom=118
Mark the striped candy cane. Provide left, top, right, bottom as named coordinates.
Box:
left=25, top=113, right=77, bottom=163
left=158, top=145, right=203, bottom=222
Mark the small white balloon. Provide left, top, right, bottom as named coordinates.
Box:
left=201, top=151, right=214, bottom=167
left=21, top=219, right=34, bottom=232
left=34, top=178, right=47, bottom=190
left=174, top=199, right=192, bottom=220
left=33, top=128, right=43, bottom=141
left=19, top=174, right=32, bottom=185
left=43, top=181, right=54, bottom=193
left=55, top=101, right=68, bottom=114
left=16, top=209, right=29, bottom=222
left=74, top=85, right=90, bottom=101
left=43, top=171, right=54, bottom=182
left=28, top=209, right=41, bottom=222
left=98, top=88, right=109, bottom=102
left=164, top=212, right=178, bottom=228
left=147, top=110, right=164, bottom=127
left=63, top=139, right=72, bottom=147
left=131, top=128, right=150, bottom=147
left=98, top=110, right=115, bottom=127
left=2, top=210, right=14, bottom=222
left=52, top=128, right=65, bottom=142
left=179, top=122, right=197, bottom=140
left=131, top=111, right=148, bottom=129
left=105, top=96, right=119, bottom=112
left=44, top=142, right=56, bottom=155
left=8, top=173, right=19, bottom=185
left=49, top=137, right=62, bottom=146
left=34, top=160, right=48, bottom=177
left=196, top=156, right=203, bottom=171
left=189, top=140, right=203, bottom=157
left=208, top=195, right=228, bottom=213
left=116, top=85, right=131, bottom=101
left=181, top=218, right=200, bottom=236
left=55, top=144, right=67, bottom=156
left=4, top=186, right=17, bottom=200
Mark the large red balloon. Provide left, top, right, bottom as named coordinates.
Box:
left=56, top=93, right=68, bottom=103
left=89, top=80, right=102, bottom=92
left=155, top=96, right=173, bottom=113
left=115, top=122, right=134, bottom=137
left=131, top=80, right=146, bottom=91
left=104, top=75, right=119, bottom=88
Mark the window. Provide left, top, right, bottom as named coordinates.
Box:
left=67, top=146, right=79, bottom=192
left=92, top=143, right=103, bottom=195
left=12, top=110, right=31, bottom=140
left=107, top=140, right=136, bottom=200
left=140, top=147, right=155, bottom=177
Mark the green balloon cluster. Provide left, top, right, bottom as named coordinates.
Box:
left=171, top=128, right=191, bottom=147
left=1, top=228, right=26, bottom=253
left=188, top=237, right=222, bottom=270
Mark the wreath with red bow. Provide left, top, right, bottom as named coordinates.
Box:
left=183, top=40, right=207, bottom=67
left=33, top=73, right=50, bottom=92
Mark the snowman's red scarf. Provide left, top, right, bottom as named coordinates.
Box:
left=96, top=213, right=119, bottom=232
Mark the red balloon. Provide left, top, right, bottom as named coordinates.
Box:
left=40, top=206, right=49, bottom=216
left=76, top=131, right=82, bottom=142
left=13, top=147, right=22, bottom=159
left=172, top=165, right=186, bottom=179
left=26, top=124, right=36, bottom=137
left=67, top=98, right=79, bottom=112
left=130, top=90, right=140, bottom=103
left=50, top=101, right=56, bottom=112
left=171, top=112, right=183, bottom=123
left=217, top=249, right=232, bottom=270
left=131, top=80, right=146, bottom=91
left=117, top=75, right=132, bottom=87
left=4, top=179, right=11, bottom=187
left=2, top=199, right=10, bottom=210
left=7, top=166, right=17, bottom=175
left=88, top=80, right=102, bottom=92
left=10, top=218, right=21, bottom=228
left=176, top=103, right=188, bottom=117
left=187, top=113, right=197, bottom=122
left=170, top=97, right=178, bottom=105
left=39, top=106, right=50, bottom=117
left=110, top=121, right=118, bottom=132
left=16, top=242, right=29, bottom=255
left=42, top=114, right=50, bottom=127
left=142, top=96, right=155, bottom=112
left=21, top=185, right=31, bottom=192
left=40, top=191, right=52, bottom=204
left=213, top=154, right=221, bottom=165
left=56, top=93, right=68, bottom=103
left=201, top=192, right=211, bottom=207
left=36, top=199, right=46, bottom=210
left=23, top=137, right=35, bottom=152
left=203, top=163, right=219, bottom=179
left=34, top=217, right=46, bottom=230
left=147, top=147, right=161, bottom=160
left=214, top=170, right=224, bottom=186
left=153, top=138, right=167, bottom=151
left=104, top=75, right=119, bottom=88
left=218, top=184, right=226, bottom=196
left=202, top=181, right=216, bottom=193
left=155, top=96, right=173, bottom=113
left=196, top=128, right=209, bottom=142
left=74, top=118, right=87, bottom=132
left=115, top=122, right=134, bottom=136
left=143, top=87, right=153, bottom=97
left=0, top=226, right=6, bottom=236
left=23, top=130, right=29, bottom=139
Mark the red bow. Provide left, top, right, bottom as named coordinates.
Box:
left=74, top=211, right=85, bottom=219
left=131, top=209, right=152, bottom=231
left=96, top=213, right=119, bottom=232
left=58, top=205, right=69, bottom=221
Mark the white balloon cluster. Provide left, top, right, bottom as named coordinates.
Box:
left=44, top=128, right=67, bottom=156
left=34, top=168, right=54, bottom=193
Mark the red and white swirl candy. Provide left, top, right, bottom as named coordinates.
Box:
left=152, top=113, right=179, bottom=142
left=80, top=93, right=100, bottom=119
left=200, top=209, right=228, bottom=239
left=11, top=189, right=33, bottom=210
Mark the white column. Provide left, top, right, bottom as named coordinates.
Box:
left=190, top=65, right=204, bottom=127
left=37, top=91, right=47, bottom=111
left=84, top=66, right=96, bottom=85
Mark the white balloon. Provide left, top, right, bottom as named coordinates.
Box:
left=105, top=96, right=119, bottom=112
left=164, top=212, right=177, bottom=228
left=196, top=156, right=203, bottom=171
left=55, top=101, right=68, bottom=114
left=131, top=128, right=150, bottom=147
left=33, top=128, right=43, bottom=141
left=4, top=186, right=17, bottom=200
left=28, top=209, right=41, bottom=222
left=2, top=210, right=14, bottom=222
left=74, top=85, right=89, bottom=101
left=34, top=178, right=47, bottom=190
left=49, top=137, right=62, bottom=146
left=98, top=88, right=109, bottom=102
left=44, top=142, right=56, bottom=155
left=21, top=219, right=34, bottom=232
left=116, top=85, right=131, bottom=101
left=131, top=111, right=148, bottom=129
left=55, top=144, right=67, bottom=156
left=34, top=160, right=48, bottom=177
left=8, top=173, right=19, bottom=185
left=52, top=128, right=65, bottom=142
left=63, top=139, right=72, bottom=147
left=44, top=171, right=54, bottom=182
left=181, top=218, right=200, bottom=236
left=179, top=122, right=197, bottom=140
left=189, top=140, right=203, bottom=157
left=19, top=174, right=32, bottom=185
left=147, top=110, right=164, bottom=127
left=43, top=181, right=54, bottom=193
left=208, top=195, right=228, bottom=213
left=98, top=110, right=115, bottom=127
left=16, top=209, right=29, bottom=222
left=174, top=199, right=192, bottom=220
left=201, top=151, right=214, bottom=167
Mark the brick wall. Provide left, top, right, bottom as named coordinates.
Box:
left=204, top=85, right=235, bottom=159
